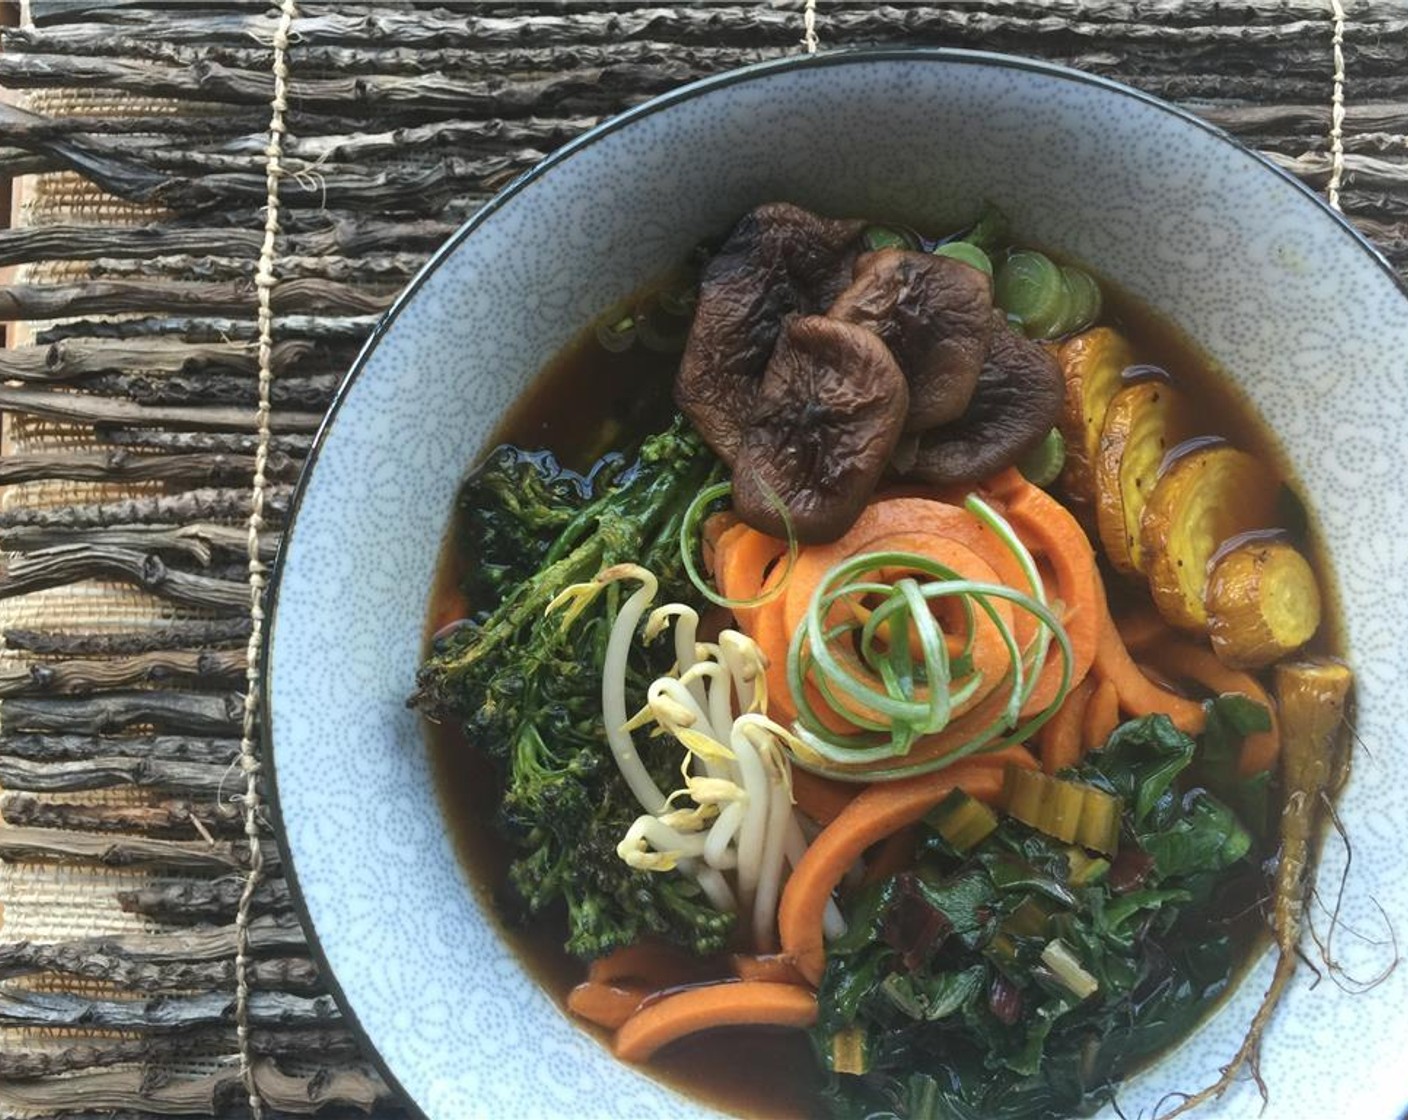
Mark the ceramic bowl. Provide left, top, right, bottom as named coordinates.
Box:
left=266, top=49, right=1408, bottom=1120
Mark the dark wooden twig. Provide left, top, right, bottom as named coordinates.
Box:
left=0, top=31, right=773, bottom=78
left=0, top=487, right=291, bottom=529
left=0, top=649, right=245, bottom=696
left=0, top=276, right=398, bottom=320
left=0, top=337, right=332, bottom=380
left=185, top=558, right=257, bottom=584
left=95, top=427, right=316, bottom=457
left=15, top=3, right=1392, bottom=49
left=0, top=450, right=298, bottom=487
left=0, top=385, right=323, bottom=434
left=1, top=792, right=244, bottom=837
left=39, top=313, right=380, bottom=344
left=0, top=732, right=242, bottom=764
left=16, top=1109, right=397, bottom=1120
left=0, top=691, right=245, bottom=735
left=149, top=163, right=495, bottom=215
left=77, top=371, right=340, bottom=410
left=0, top=222, right=261, bottom=266
left=0, top=544, right=250, bottom=611
left=118, top=875, right=291, bottom=923
left=0, top=1058, right=386, bottom=1115
left=0, top=925, right=317, bottom=991
left=0, top=50, right=696, bottom=113
left=92, top=250, right=429, bottom=283
left=0, top=523, right=280, bottom=562
left=0, top=826, right=277, bottom=871
left=0, top=755, right=240, bottom=795
left=0, top=214, right=454, bottom=266
left=0, top=95, right=168, bottom=198
left=3, top=620, right=252, bottom=655
left=0, top=988, right=338, bottom=1031
left=0, top=1026, right=359, bottom=1081
left=0, top=913, right=307, bottom=970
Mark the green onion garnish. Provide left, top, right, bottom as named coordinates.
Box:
left=782, top=496, right=1073, bottom=782
left=995, top=249, right=1065, bottom=339
left=862, top=225, right=918, bottom=252
left=679, top=481, right=798, bottom=610
left=933, top=241, right=994, bottom=277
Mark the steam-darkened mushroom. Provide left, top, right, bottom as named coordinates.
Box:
left=733, top=315, right=909, bottom=544
left=903, top=315, right=1064, bottom=486
left=829, top=248, right=994, bottom=431
left=676, top=203, right=865, bottom=462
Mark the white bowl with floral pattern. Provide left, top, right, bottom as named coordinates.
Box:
left=266, top=49, right=1408, bottom=1120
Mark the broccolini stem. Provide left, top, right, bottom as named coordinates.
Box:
left=430, top=538, right=607, bottom=681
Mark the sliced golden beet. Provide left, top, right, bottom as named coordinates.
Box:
left=1140, top=444, right=1281, bottom=631
left=1056, top=327, right=1133, bottom=506
left=1206, top=538, right=1322, bottom=668
left=1094, top=381, right=1194, bottom=576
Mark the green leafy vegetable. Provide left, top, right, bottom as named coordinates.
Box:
left=813, top=712, right=1264, bottom=1120
left=1015, top=427, right=1067, bottom=489
left=995, top=249, right=1066, bottom=338
left=412, top=419, right=732, bottom=958
left=954, top=202, right=1011, bottom=253
left=864, top=224, right=919, bottom=251
left=1198, top=693, right=1275, bottom=836
left=1053, top=266, right=1103, bottom=336
left=933, top=241, right=994, bottom=276
left=1083, top=714, right=1193, bottom=827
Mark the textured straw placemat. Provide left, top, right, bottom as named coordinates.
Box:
left=0, top=2, right=1403, bottom=1117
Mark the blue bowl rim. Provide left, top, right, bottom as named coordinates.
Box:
left=260, top=45, right=1408, bottom=1120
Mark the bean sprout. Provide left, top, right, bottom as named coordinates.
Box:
left=550, top=564, right=833, bottom=949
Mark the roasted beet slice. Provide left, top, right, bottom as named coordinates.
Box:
left=904, top=315, right=1064, bottom=486
left=732, top=315, right=908, bottom=544
left=675, top=203, right=865, bottom=462
left=829, top=248, right=994, bottom=431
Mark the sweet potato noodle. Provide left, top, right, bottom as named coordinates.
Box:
left=415, top=202, right=1350, bottom=1120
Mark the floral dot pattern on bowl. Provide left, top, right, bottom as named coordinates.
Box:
left=267, top=50, right=1408, bottom=1120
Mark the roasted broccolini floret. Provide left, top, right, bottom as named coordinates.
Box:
left=412, top=419, right=732, bottom=958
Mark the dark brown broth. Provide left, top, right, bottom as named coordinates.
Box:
left=422, top=327, right=821, bottom=1118
left=423, top=272, right=1340, bottom=1119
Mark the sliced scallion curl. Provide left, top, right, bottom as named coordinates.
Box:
left=957, top=202, right=1010, bottom=252
left=1016, top=427, right=1067, bottom=489
left=932, top=241, right=994, bottom=277
left=658, top=284, right=698, bottom=318
left=781, top=497, right=1073, bottom=782
left=679, top=481, right=798, bottom=610
left=1058, top=265, right=1102, bottom=335
left=635, top=292, right=694, bottom=353
left=995, top=249, right=1066, bottom=339
left=862, top=225, right=918, bottom=252
left=595, top=307, right=637, bottom=352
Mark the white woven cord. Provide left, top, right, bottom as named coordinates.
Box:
left=802, top=0, right=819, bottom=54
left=235, top=0, right=298, bottom=1114
left=1328, top=0, right=1346, bottom=211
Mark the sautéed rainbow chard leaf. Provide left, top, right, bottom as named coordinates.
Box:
left=813, top=714, right=1259, bottom=1120
left=1197, top=693, right=1275, bottom=838
left=413, top=419, right=733, bottom=958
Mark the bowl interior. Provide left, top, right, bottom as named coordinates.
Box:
left=268, top=50, right=1408, bottom=1120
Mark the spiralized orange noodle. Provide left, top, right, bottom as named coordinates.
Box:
left=785, top=496, right=1073, bottom=781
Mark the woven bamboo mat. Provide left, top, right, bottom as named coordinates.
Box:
left=0, top=2, right=1403, bottom=1117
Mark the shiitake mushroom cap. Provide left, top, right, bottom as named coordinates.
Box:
left=733, top=315, right=909, bottom=544
left=829, top=248, right=994, bottom=431
left=676, top=203, right=865, bottom=463
left=904, top=315, right=1065, bottom=486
